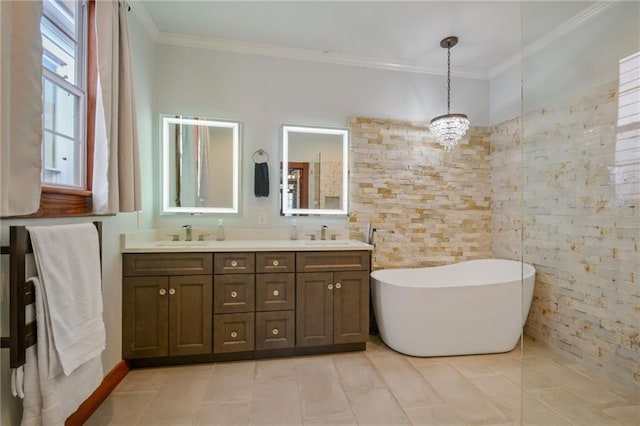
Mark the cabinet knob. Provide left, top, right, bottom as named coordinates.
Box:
left=328, top=284, right=334, bottom=290
left=272, top=328, right=279, bottom=335
left=159, top=288, right=166, bottom=296
left=335, top=283, right=342, bottom=289
left=272, top=259, right=279, bottom=266
left=230, top=260, right=238, bottom=267
left=169, top=288, right=176, bottom=295
left=272, top=289, right=279, bottom=297
left=231, top=291, right=238, bottom=298
left=231, top=331, right=238, bottom=338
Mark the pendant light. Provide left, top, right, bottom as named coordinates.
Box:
left=429, top=36, right=470, bottom=151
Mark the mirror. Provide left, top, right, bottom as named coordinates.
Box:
left=281, top=125, right=349, bottom=216
left=162, top=115, right=240, bottom=214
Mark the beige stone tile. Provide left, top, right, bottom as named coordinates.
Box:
left=303, top=413, right=358, bottom=425
left=449, top=355, right=501, bottom=379
left=85, top=390, right=155, bottom=426
left=114, top=367, right=168, bottom=392
left=137, top=377, right=209, bottom=425
left=254, top=358, right=297, bottom=382
left=332, top=352, right=385, bottom=392
left=602, top=404, right=640, bottom=426
left=194, top=401, right=250, bottom=426
left=366, top=351, right=442, bottom=408
left=531, top=388, right=622, bottom=425
left=202, top=361, right=256, bottom=403
left=471, top=375, right=522, bottom=422
left=416, top=363, right=507, bottom=424
left=162, top=363, right=214, bottom=383
left=248, top=379, right=303, bottom=425
left=346, top=388, right=410, bottom=425
left=296, top=356, right=352, bottom=421
left=402, top=402, right=466, bottom=426
left=483, top=356, right=522, bottom=387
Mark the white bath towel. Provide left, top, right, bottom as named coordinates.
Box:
left=26, top=223, right=105, bottom=378
left=21, top=276, right=103, bottom=426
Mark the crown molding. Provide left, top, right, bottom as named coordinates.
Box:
left=128, top=1, right=160, bottom=41
left=488, top=1, right=613, bottom=78
left=157, top=32, right=488, bottom=80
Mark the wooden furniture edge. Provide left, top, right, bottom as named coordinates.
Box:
left=65, top=360, right=130, bottom=425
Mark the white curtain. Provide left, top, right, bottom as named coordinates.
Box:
left=0, top=1, right=43, bottom=217
left=93, top=0, right=141, bottom=213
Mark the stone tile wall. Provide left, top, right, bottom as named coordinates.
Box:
left=348, top=117, right=492, bottom=270
left=491, top=81, right=640, bottom=389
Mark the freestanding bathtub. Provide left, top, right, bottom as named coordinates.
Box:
left=371, top=259, right=535, bottom=357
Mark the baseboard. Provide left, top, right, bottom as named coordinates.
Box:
left=65, top=360, right=130, bottom=426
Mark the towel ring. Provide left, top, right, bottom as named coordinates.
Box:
left=253, top=149, right=269, bottom=163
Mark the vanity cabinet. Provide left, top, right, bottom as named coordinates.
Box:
left=296, top=252, right=370, bottom=347
left=122, top=253, right=213, bottom=359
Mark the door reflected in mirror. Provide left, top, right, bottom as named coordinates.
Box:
left=162, top=115, right=240, bottom=214
left=281, top=125, right=349, bottom=216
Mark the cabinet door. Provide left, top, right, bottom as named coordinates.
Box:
left=333, top=271, right=370, bottom=344
left=122, top=276, right=169, bottom=359
left=296, top=272, right=333, bottom=347
left=168, top=275, right=213, bottom=356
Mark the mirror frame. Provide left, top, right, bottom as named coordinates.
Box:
left=161, top=115, right=241, bottom=214
left=281, top=125, right=349, bottom=216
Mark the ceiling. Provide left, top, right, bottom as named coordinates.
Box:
left=135, top=1, right=598, bottom=79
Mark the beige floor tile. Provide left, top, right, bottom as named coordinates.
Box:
left=531, top=388, right=622, bottom=425
left=296, top=356, right=352, bottom=421
left=482, top=356, right=522, bottom=387
left=346, top=387, right=410, bottom=425
left=248, top=379, right=303, bottom=425
left=472, top=375, right=522, bottom=422
left=303, top=413, right=358, bottom=425
left=194, top=401, right=250, bottom=426
left=332, top=352, right=386, bottom=392
left=254, top=358, right=297, bottom=382
left=136, top=377, right=209, bottom=425
left=202, top=361, right=256, bottom=403
left=402, top=402, right=466, bottom=426
left=85, top=390, right=155, bottom=426
left=416, top=363, right=507, bottom=424
left=449, top=355, right=501, bottom=379
left=602, top=404, right=640, bottom=426
left=366, top=351, right=442, bottom=408
left=113, top=367, right=168, bottom=392
left=521, top=393, right=573, bottom=426
left=162, top=363, right=214, bottom=383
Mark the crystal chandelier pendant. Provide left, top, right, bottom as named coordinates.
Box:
left=429, top=36, right=469, bottom=151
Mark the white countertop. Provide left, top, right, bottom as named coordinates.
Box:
left=121, top=230, right=372, bottom=253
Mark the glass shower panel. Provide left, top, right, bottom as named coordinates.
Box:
left=521, top=2, right=640, bottom=424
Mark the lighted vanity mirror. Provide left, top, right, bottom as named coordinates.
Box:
left=162, top=115, right=240, bottom=214
left=281, top=125, right=349, bottom=216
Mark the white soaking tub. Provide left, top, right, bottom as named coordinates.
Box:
left=370, top=259, right=536, bottom=357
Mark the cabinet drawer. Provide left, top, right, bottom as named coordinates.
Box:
left=255, top=311, right=295, bottom=350
left=256, top=252, right=295, bottom=273
left=214, top=253, right=255, bottom=274
left=123, top=253, right=213, bottom=276
left=214, top=274, right=255, bottom=313
left=255, top=273, right=295, bottom=311
left=214, top=313, right=255, bottom=353
left=296, top=251, right=370, bottom=273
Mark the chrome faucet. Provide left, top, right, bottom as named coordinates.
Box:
left=320, top=225, right=328, bottom=240
left=182, top=224, right=192, bottom=241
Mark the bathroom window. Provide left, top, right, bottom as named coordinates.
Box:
left=37, top=0, right=96, bottom=217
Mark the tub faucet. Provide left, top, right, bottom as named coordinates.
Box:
left=320, top=225, right=328, bottom=240
left=182, top=224, right=192, bottom=241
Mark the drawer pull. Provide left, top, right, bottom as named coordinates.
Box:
left=272, top=290, right=279, bottom=297
left=231, top=291, right=238, bottom=298
left=272, top=328, right=279, bottom=335
left=328, top=284, right=333, bottom=290
left=159, top=288, right=166, bottom=296
left=231, top=331, right=238, bottom=338
left=230, top=260, right=238, bottom=267
left=169, top=288, right=176, bottom=295
left=272, top=260, right=279, bottom=266
left=335, top=283, right=342, bottom=289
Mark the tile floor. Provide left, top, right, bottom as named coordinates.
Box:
left=87, top=337, right=639, bottom=425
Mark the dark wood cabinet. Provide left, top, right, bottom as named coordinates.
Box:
left=296, top=252, right=370, bottom=347
left=122, top=253, right=213, bottom=359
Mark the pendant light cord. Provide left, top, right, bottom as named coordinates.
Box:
left=446, top=44, right=451, bottom=114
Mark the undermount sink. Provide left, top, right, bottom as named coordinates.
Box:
left=154, top=240, right=210, bottom=247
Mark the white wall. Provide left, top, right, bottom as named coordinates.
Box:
left=0, top=9, right=155, bottom=425
left=152, top=44, right=490, bottom=230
